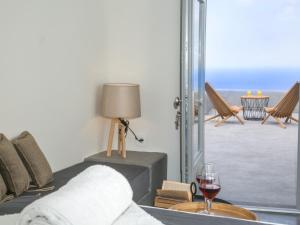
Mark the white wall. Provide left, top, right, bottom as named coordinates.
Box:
left=0, top=0, right=181, bottom=180
left=0, top=0, right=105, bottom=171
left=95, top=0, right=181, bottom=180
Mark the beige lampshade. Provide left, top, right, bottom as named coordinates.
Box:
left=100, top=83, right=141, bottom=119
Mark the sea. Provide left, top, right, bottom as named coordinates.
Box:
left=204, top=68, right=300, bottom=91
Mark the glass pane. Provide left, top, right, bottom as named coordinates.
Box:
left=204, top=0, right=299, bottom=208
left=181, top=0, right=206, bottom=182
left=192, top=0, right=200, bottom=157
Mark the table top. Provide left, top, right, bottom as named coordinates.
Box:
left=241, top=95, right=269, bottom=99
left=85, top=150, right=167, bottom=168
left=170, top=202, right=257, bottom=221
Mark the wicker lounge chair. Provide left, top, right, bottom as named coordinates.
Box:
left=262, top=82, right=299, bottom=128
left=205, top=82, right=244, bottom=127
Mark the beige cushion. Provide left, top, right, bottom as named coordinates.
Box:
left=0, top=134, right=30, bottom=196
left=13, top=131, right=53, bottom=188
left=0, top=173, right=7, bottom=201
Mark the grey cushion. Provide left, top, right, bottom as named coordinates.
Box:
left=0, top=134, right=30, bottom=196
left=12, top=131, right=53, bottom=188
left=0, top=174, right=7, bottom=201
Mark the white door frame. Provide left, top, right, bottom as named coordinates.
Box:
left=180, top=0, right=206, bottom=183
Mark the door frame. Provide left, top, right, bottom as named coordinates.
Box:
left=180, top=0, right=191, bottom=183
left=180, top=0, right=206, bottom=183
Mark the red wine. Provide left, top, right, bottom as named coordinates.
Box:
left=199, top=184, right=221, bottom=200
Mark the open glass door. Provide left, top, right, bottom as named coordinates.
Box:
left=180, top=0, right=206, bottom=183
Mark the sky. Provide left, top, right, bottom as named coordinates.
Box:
left=206, top=0, right=300, bottom=69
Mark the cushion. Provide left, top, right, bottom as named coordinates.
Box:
left=0, top=174, right=7, bottom=201
left=12, top=131, right=53, bottom=188
left=0, top=134, right=30, bottom=196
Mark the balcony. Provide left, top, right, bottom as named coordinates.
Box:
left=203, top=90, right=299, bottom=208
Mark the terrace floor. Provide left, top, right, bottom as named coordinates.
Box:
left=204, top=113, right=298, bottom=208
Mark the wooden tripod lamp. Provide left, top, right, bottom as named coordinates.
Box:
left=100, top=83, right=141, bottom=158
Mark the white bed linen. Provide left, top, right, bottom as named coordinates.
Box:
left=13, top=165, right=164, bottom=225
left=0, top=203, right=164, bottom=225
left=18, top=165, right=132, bottom=225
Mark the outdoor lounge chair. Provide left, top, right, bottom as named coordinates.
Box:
left=262, top=82, right=299, bottom=129
left=205, top=82, right=244, bottom=127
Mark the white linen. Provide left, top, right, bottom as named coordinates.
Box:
left=18, top=165, right=133, bottom=225
left=0, top=203, right=164, bottom=225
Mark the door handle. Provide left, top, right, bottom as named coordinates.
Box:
left=175, top=111, right=181, bottom=130
left=173, top=97, right=182, bottom=109
left=174, top=97, right=182, bottom=130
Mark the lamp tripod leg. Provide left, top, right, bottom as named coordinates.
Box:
left=118, top=122, right=122, bottom=154
left=120, top=125, right=126, bottom=158
left=106, top=119, right=117, bottom=157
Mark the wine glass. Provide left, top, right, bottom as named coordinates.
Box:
left=198, top=172, right=221, bottom=214
left=196, top=162, right=215, bottom=183
left=196, top=163, right=216, bottom=213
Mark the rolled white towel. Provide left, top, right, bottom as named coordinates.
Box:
left=18, top=165, right=133, bottom=225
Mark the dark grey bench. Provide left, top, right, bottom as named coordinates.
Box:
left=0, top=151, right=167, bottom=215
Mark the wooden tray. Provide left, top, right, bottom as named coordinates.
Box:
left=169, top=202, right=257, bottom=221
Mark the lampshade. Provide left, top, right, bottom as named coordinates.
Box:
left=100, top=83, right=141, bottom=119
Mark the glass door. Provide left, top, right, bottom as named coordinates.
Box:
left=180, top=0, right=206, bottom=183
left=203, top=0, right=300, bottom=213
left=179, top=0, right=300, bottom=213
